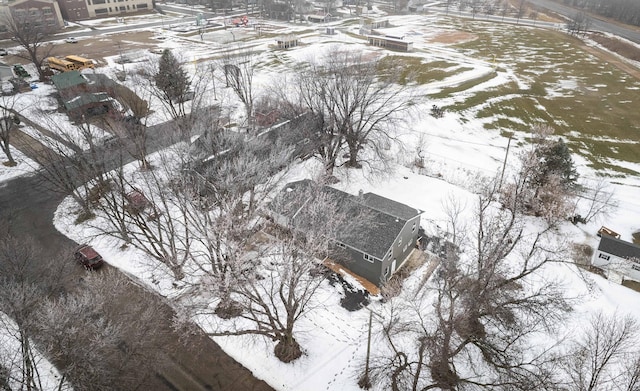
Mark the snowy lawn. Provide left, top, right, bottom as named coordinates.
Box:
left=0, top=9, right=638, bottom=390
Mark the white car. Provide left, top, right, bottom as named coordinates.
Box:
left=65, top=37, right=78, bottom=43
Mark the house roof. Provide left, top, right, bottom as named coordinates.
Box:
left=52, top=70, right=86, bottom=91
left=361, top=192, right=421, bottom=221
left=270, top=179, right=419, bottom=259
left=63, top=92, right=110, bottom=111
left=598, top=235, right=640, bottom=260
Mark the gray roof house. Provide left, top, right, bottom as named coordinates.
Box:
left=268, top=179, right=422, bottom=287
left=592, top=234, right=640, bottom=283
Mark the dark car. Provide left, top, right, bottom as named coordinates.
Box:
left=13, top=65, right=30, bottom=78
left=74, top=244, right=104, bottom=270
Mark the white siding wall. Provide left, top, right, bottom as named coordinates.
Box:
left=592, top=250, right=640, bottom=282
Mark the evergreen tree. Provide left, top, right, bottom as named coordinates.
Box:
left=153, top=49, right=191, bottom=121
left=534, top=138, right=579, bottom=190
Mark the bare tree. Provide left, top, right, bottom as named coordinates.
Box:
left=1, top=10, right=59, bottom=82
left=37, top=270, right=173, bottom=391
left=205, top=180, right=361, bottom=362
left=516, top=0, right=527, bottom=23
left=0, top=236, right=72, bottom=391
left=220, top=50, right=258, bottom=130
left=275, top=49, right=408, bottom=177
left=567, top=12, right=592, bottom=36
left=560, top=312, right=640, bottom=391
left=27, top=119, right=112, bottom=220
left=574, top=178, right=617, bottom=224
left=0, top=97, right=20, bottom=167
left=367, top=177, right=570, bottom=390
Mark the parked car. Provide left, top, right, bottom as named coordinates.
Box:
left=74, top=244, right=104, bottom=270
left=65, top=37, right=78, bottom=43
left=0, top=49, right=7, bottom=56
left=12, top=65, right=30, bottom=78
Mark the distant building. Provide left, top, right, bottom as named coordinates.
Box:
left=276, top=35, right=299, bottom=49
left=53, top=0, right=153, bottom=21
left=367, top=35, right=413, bottom=52
left=0, top=0, right=64, bottom=39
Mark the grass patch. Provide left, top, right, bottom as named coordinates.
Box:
left=438, top=20, right=640, bottom=174
left=429, top=69, right=497, bottom=98
left=377, top=56, right=469, bottom=84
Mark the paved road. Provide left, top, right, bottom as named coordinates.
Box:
left=0, top=121, right=273, bottom=391
left=525, top=0, right=640, bottom=44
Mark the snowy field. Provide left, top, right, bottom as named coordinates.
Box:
left=1, top=8, right=640, bottom=390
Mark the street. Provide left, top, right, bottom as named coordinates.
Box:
left=0, top=120, right=273, bottom=390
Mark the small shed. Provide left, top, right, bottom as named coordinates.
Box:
left=307, top=12, right=331, bottom=23
left=276, top=35, right=299, bottom=49
left=367, top=35, right=413, bottom=52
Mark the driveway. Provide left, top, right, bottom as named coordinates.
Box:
left=0, top=120, right=274, bottom=390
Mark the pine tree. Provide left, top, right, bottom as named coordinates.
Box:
left=154, top=49, right=190, bottom=102
left=534, top=138, right=579, bottom=190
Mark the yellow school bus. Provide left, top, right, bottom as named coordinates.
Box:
left=47, top=57, right=78, bottom=72
left=64, top=55, right=95, bottom=70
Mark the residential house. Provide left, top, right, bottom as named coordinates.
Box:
left=592, top=234, right=640, bottom=283
left=268, top=179, right=422, bottom=287
left=51, top=70, right=114, bottom=120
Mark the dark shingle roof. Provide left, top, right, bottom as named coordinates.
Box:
left=598, top=235, right=640, bottom=260
left=361, top=192, right=421, bottom=221
left=270, top=180, right=417, bottom=259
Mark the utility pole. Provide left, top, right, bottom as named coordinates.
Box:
left=498, top=134, right=512, bottom=191
left=358, top=310, right=373, bottom=389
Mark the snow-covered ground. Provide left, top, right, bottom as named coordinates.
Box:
left=1, top=9, right=640, bottom=390
left=0, top=312, right=70, bottom=390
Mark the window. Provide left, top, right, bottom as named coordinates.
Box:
left=398, top=237, right=402, bottom=247
left=632, top=264, right=640, bottom=272
left=387, top=248, right=392, bottom=259
left=95, top=7, right=108, bottom=13
left=598, top=253, right=610, bottom=261
left=137, top=3, right=148, bottom=7
left=384, top=266, right=389, bottom=276
left=363, top=253, right=375, bottom=263
left=412, top=222, right=416, bottom=232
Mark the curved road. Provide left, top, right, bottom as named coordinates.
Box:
left=0, top=122, right=273, bottom=391
left=525, top=0, right=640, bottom=44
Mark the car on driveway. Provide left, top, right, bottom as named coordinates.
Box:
left=0, top=49, right=7, bottom=56
left=74, top=244, right=104, bottom=270
left=13, top=65, right=30, bottom=78
left=65, top=37, right=78, bottom=43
